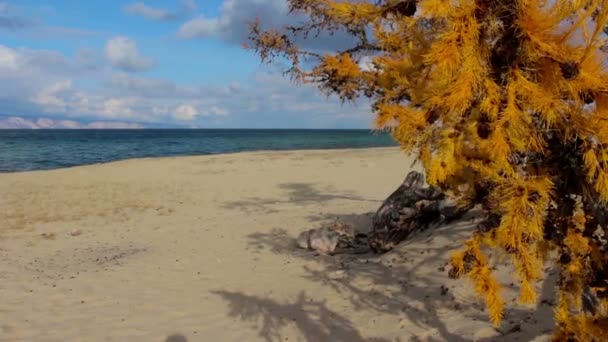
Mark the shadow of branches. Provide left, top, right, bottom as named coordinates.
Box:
left=165, top=334, right=188, bottom=342
left=241, top=210, right=556, bottom=341
left=223, top=182, right=381, bottom=214
left=213, top=290, right=394, bottom=342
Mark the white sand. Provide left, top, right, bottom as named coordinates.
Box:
left=0, top=147, right=554, bottom=341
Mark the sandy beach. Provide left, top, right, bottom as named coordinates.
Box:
left=0, top=147, right=555, bottom=341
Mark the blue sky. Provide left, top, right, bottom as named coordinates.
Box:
left=0, top=0, right=371, bottom=128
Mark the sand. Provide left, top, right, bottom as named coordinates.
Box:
left=0, top=147, right=555, bottom=342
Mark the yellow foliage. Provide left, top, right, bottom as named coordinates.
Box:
left=248, top=0, right=608, bottom=339
left=450, top=232, right=505, bottom=325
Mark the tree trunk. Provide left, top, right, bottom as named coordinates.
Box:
left=368, top=171, right=473, bottom=253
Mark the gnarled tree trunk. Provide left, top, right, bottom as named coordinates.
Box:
left=368, top=171, right=473, bottom=253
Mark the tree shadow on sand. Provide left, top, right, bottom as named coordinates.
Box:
left=239, top=210, right=556, bottom=341
left=165, top=334, right=188, bottom=342
left=213, top=290, right=394, bottom=342
left=222, top=182, right=381, bottom=214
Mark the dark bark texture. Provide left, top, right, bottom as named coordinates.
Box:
left=368, top=171, right=472, bottom=253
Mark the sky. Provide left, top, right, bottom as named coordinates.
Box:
left=0, top=0, right=371, bottom=128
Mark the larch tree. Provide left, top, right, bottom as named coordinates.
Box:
left=246, top=0, right=608, bottom=340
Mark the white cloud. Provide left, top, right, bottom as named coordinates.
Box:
left=0, top=42, right=373, bottom=128
left=152, top=105, right=169, bottom=116
left=27, top=80, right=155, bottom=122
left=30, top=79, right=73, bottom=110
left=105, top=36, right=154, bottom=72
left=0, top=44, right=19, bottom=70
left=171, top=104, right=229, bottom=121
left=178, top=0, right=286, bottom=40
left=0, top=44, right=105, bottom=78
left=126, top=3, right=173, bottom=21
left=205, top=105, right=229, bottom=116
left=0, top=45, right=76, bottom=107
left=178, top=16, right=219, bottom=38
left=176, top=0, right=355, bottom=52
left=101, top=97, right=140, bottom=119
left=35, top=118, right=55, bottom=128
left=105, top=72, right=179, bottom=97
left=173, top=104, right=200, bottom=121
left=56, top=119, right=81, bottom=129
left=125, top=0, right=197, bottom=21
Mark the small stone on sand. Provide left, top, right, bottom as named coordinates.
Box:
left=327, top=270, right=347, bottom=280
left=41, top=232, right=56, bottom=240
left=70, top=229, right=82, bottom=236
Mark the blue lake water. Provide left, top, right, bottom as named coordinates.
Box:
left=0, top=129, right=397, bottom=173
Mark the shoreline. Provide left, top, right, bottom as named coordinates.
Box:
left=0, top=146, right=401, bottom=175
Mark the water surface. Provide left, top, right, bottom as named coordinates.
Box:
left=0, top=129, right=397, bottom=172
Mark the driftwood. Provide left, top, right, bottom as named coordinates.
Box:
left=368, top=171, right=472, bottom=253
left=294, top=171, right=472, bottom=255
left=295, top=222, right=370, bottom=255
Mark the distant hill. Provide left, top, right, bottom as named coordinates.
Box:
left=0, top=116, right=145, bottom=129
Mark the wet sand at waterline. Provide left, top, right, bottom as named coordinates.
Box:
left=0, top=147, right=554, bottom=341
